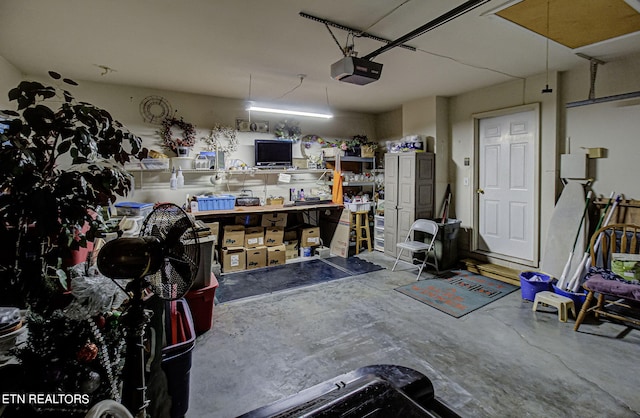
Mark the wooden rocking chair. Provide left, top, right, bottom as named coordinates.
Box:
left=574, top=224, right=640, bottom=332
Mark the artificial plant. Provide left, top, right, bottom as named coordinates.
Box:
left=0, top=71, right=146, bottom=311
left=0, top=72, right=147, bottom=416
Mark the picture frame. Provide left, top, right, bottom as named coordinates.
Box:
left=236, top=118, right=269, bottom=133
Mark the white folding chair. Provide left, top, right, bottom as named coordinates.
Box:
left=391, top=219, right=439, bottom=280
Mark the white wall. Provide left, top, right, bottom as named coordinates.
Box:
left=0, top=56, right=22, bottom=108
left=561, top=51, right=640, bottom=199
left=374, top=108, right=402, bottom=142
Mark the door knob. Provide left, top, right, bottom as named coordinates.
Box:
left=477, top=188, right=484, bottom=194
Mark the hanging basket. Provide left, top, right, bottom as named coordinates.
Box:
left=360, top=145, right=375, bottom=158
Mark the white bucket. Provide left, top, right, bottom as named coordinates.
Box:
left=300, top=247, right=312, bottom=257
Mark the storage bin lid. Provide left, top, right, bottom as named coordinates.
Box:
left=115, top=201, right=154, bottom=209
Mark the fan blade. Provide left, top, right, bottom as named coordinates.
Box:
left=167, top=256, right=193, bottom=283
left=162, top=216, right=195, bottom=251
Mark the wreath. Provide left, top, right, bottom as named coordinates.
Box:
left=273, top=119, right=301, bottom=142
left=159, top=116, right=196, bottom=152
left=204, top=124, right=238, bottom=154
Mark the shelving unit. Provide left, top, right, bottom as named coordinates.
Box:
left=374, top=215, right=384, bottom=252
left=126, top=168, right=332, bottom=189
left=323, top=156, right=378, bottom=196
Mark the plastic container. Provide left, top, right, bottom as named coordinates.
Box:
left=141, top=158, right=169, bottom=170
left=192, top=235, right=216, bottom=289
left=162, top=299, right=195, bottom=418
left=346, top=202, right=372, bottom=212
left=114, top=201, right=154, bottom=218
left=552, top=284, right=588, bottom=311
left=520, top=271, right=553, bottom=301
left=196, top=194, right=236, bottom=211
left=300, top=247, right=312, bottom=257
left=185, top=276, right=219, bottom=335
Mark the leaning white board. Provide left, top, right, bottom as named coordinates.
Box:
left=540, top=182, right=587, bottom=280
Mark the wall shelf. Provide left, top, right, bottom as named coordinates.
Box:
left=127, top=168, right=331, bottom=175
left=127, top=168, right=332, bottom=190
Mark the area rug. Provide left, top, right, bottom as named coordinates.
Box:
left=216, top=257, right=384, bottom=303
left=322, top=256, right=385, bottom=275
left=395, top=270, right=519, bottom=318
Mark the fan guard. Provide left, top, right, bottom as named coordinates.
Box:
left=139, top=203, right=200, bottom=300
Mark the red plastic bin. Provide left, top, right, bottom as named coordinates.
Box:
left=185, top=273, right=219, bottom=335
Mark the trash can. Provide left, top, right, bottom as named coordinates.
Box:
left=433, top=219, right=462, bottom=270
left=519, top=272, right=553, bottom=301
left=185, top=274, right=219, bottom=335
left=162, top=298, right=196, bottom=418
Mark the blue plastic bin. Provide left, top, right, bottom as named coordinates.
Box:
left=197, top=195, right=235, bottom=211
left=552, top=284, right=588, bottom=311
left=520, top=271, right=553, bottom=301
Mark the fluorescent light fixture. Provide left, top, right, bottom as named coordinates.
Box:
left=247, top=105, right=333, bottom=119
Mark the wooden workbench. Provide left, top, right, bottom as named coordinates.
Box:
left=192, top=203, right=342, bottom=219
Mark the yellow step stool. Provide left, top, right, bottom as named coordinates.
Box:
left=532, top=291, right=576, bottom=322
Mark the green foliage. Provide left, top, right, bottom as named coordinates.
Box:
left=0, top=72, right=147, bottom=308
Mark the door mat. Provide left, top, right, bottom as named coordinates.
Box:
left=216, top=257, right=384, bottom=303
left=395, top=270, right=519, bottom=318
left=322, top=256, right=385, bottom=275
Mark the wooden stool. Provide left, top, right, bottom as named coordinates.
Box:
left=532, top=291, right=576, bottom=322
left=350, top=210, right=372, bottom=254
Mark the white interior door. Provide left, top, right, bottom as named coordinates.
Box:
left=477, top=109, right=537, bottom=262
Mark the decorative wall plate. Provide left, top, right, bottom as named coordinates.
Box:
left=139, top=95, right=173, bottom=124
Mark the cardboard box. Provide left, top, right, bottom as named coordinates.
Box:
left=330, top=209, right=351, bottom=258
left=261, top=213, right=288, bottom=227
left=202, top=221, right=219, bottom=243
left=266, top=197, right=284, bottom=205
left=285, top=240, right=299, bottom=260
left=235, top=214, right=260, bottom=227
left=300, top=226, right=321, bottom=247
left=222, top=225, right=245, bottom=248
left=267, top=244, right=287, bottom=266
left=246, top=246, right=267, bottom=270
left=284, top=229, right=298, bottom=242
left=244, top=226, right=265, bottom=248
left=264, top=226, right=284, bottom=247
left=222, top=247, right=245, bottom=273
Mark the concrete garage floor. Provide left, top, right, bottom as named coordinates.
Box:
left=188, top=252, right=640, bottom=417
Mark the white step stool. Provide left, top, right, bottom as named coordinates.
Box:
left=532, top=291, right=576, bottom=322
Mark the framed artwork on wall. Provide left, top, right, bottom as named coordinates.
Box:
left=236, top=118, right=269, bottom=133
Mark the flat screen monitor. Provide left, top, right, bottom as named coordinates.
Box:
left=254, top=139, right=293, bottom=168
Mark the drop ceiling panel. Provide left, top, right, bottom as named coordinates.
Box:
left=496, top=0, right=640, bottom=49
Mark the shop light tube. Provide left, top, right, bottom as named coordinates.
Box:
left=247, top=105, right=333, bottom=119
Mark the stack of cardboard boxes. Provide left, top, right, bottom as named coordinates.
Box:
left=222, top=213, right=320, bottom=273
left=221, top=214, right=287, bottom=273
